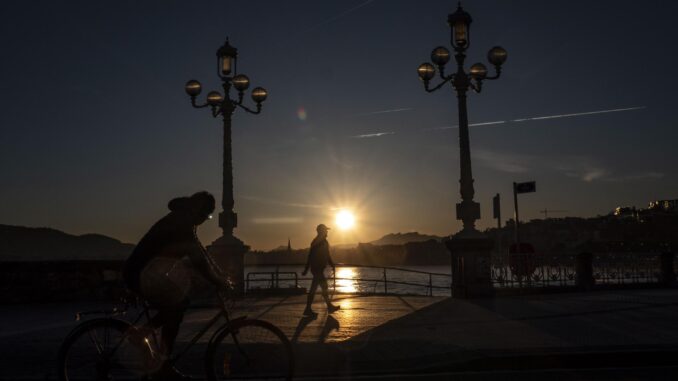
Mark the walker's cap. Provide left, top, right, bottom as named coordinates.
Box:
left=316, top=224, right=331, bottom=232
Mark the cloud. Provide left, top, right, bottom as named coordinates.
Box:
left=251, top=217, right=304, bottom=224
left=240, top=195, right=324, bottom=209
left=550, top=157, right=608, bottom=182
left=472, top=149, right=662, bottom=184
left=580, top=169, right=607, bottom=182
left=328, top=149, right=359, bottom=170
left=473, top=149, right=531, bottom=173
left=604, top=172, right=665, bottom=182
left=303, top=0, right=375, bottom=33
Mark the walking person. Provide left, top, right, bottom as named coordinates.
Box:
left=302, top=224, right=341, bottom=317
left=123, top=191, right=227, bottom=381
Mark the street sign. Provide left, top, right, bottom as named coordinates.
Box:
left=512, top=181, right=536, bottom=245
left=514, top=181, right=536, bottom=194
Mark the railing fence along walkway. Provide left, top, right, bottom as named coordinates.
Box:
left=245, top=263, right=452, bottom=297
left=245, top=242, right=677, bottom=296
left=491, top=242, right=677, bottom=290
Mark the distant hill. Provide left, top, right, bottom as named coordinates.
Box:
left=0, top=224, right=134, bottom=261
left=369, top=232, right=443, bottom=246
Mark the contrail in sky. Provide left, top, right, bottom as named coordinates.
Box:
left=350, top=105, right=646, bottom=138
left=304, top=0, right=375, bottom=33
left=426, top=106, right=646, bottom=131
left=351, top=131, right=396, bottom=139
left=510, top=106, right=646, bottom=122
left=352, top=107, right=413, bottom=117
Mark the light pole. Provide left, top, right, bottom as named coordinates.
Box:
left=417, top=3, right=507, bottom=296
left=185, top=38, right=268, bottom=293
left=417, top=3, right=507, bottom=235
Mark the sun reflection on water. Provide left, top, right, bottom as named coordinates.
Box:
left=334, top=267, right=358, bottom=294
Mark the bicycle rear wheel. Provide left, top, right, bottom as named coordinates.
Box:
left=205, top=319, right=294, bottom=380
left=57, top=318, right=154, bottom=381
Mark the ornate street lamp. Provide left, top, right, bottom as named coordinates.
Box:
left=417, top=3, right=507, bottom=297
left=417, top=3, right=507, bottom=235
left=185, top=38, right=267, bottom=292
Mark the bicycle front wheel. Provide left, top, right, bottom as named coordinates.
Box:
left=57, top=318, right=153, bottom=381
left=205, top=319, right=294, bottom=380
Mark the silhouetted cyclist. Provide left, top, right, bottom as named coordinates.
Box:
left=301, top=224, right=340, bottom=317
left=123, top=191, right=226, bottom=381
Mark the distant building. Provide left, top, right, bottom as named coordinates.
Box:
left=613, top=206, right=639, bottom=220
left=648, top=199, right=678, bottom=213
left=611, top=199, right=678, bottom=222
left=489, top=197, right=678, bottom=255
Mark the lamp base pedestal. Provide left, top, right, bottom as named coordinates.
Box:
left=207, top=234, right=248, bottom=295
left=445, top=232, right=494, bottom=298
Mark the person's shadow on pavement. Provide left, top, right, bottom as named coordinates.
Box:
left=291, top=315, right=316, bottom=344
left=318, top=315, right=339, bottom=343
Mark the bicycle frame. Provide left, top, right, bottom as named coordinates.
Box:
left=168, top=302, right=245, bottom=366
left=78, top=293, right=244, bottom=369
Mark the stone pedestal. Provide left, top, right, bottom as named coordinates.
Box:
left=207, top=235, right=248, bottom=295
left=445, top=232, right=494, bottom=298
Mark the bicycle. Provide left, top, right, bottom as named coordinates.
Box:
left=56, top=286, right=294, bottom=380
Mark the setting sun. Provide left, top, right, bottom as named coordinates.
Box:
left=335, top=210, right=355, bottom=230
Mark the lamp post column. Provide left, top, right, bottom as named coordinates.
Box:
left=219, top=84, right=237, bottom=238
left=454, top=52, right=478, bottom=233
left=449, top=59, right=492, bottom=297
left=211, top=96, right=248, bottom=295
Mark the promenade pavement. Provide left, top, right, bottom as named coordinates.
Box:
left=1, top=288, right=677, bottom=379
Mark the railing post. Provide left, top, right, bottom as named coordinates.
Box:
left=450, top=257, right=454, bottom=296
left=576, top=252, right=594, bottom=290
left=660, top=252, right=676, bottom=286
left=275, top=265, right=279, bottom=289
left=383, top=268, right=388, bottom=294
left=429, top=273, right=433, bottom=296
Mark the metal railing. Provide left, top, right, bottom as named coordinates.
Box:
left=245, top=270, right=299, bottom=291
left=245, top=251, right=676, bottom=295
left=592, top=252, right=662, bottom=284
left=245, top=263, right=452, bottom=297
left=491, top=254, right=577, bottom=288
left=491, top=251, right=673, bottom=288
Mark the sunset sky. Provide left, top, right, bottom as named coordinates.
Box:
left=1, top=0, right=677, bottom=250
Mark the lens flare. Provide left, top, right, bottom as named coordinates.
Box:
left=297, top=107, right=307, bottom=121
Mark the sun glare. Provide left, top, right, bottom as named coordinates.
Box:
left=335, top=210, right=355, bottom=230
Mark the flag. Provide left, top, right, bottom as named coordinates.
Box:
left=514, top=181, right=536, bottom=194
